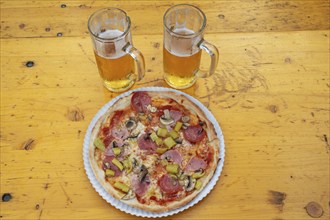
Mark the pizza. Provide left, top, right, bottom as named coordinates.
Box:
left=88, top=91, right=220, bottom=212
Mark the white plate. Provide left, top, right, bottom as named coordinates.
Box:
left=83, top=87, right=225, bottom=218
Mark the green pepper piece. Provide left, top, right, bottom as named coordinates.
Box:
left=166, top=164, right=179, bottom=174
left=169, top=130, right=179, bottom=139
left=174, top=122, right=183, bottom=132
left=94, top=137, right=105, bottom=151
left=114, top=182, right=130, bottom=193
left=112, top=158, right=124, bottom=171
left=192, top=171, right=205, bottom=179
left=105, top=169, right=115, bottom=177
left=112, top=147, right=121, bottom=155
left=157, top=127, right=168, bottom=138
left=164, top=137, right=176, bottom=149
left=195, top=180, right=202, bottom=190
left=150, top=132, right=158, bottom=142
left=156, top=148, right=168, bottom=154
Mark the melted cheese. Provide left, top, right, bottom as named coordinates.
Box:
left=131, top=122, right=146, bottom=137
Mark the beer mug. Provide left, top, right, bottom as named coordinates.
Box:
left=163, top=4, right=219, bottom=89
left=88, top=8, right=145, bottom=92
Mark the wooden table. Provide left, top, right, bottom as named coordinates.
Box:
left=1, top=1, right=329, bottom=219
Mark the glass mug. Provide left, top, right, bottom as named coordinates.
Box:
left=163, top=4, right=219, bottom=89
left=88, top=8, right=145, bottom=92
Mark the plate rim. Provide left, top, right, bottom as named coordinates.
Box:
left=83, top=86, right=225, bottom=218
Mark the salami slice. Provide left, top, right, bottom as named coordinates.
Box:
left=131, top=92, right=151, bottom=113
left=158, top=174, right=182, bottom=194
left=137, top=133, right=157, bottom=152
left=183, top=125, right=206, bottom=143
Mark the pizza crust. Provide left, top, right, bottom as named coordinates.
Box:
left=88, top=91, right=220, bottom=212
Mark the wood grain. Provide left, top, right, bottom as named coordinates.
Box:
left=0, top=0, right=329, bottom=38
left=0, top=0, right=329, bottom=219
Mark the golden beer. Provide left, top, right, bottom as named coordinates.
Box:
left=88, top=8, right=145, bottom=92
left=94, top=52, right=135, bottom=92
left=163, top=4, right=219, bottom=89
left=163, top=46, right=202, bottom=89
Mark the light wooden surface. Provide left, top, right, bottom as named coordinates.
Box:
left=1, top=1, right=329, bottom=219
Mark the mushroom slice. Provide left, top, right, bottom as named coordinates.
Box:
left=182, top=116, right=190, bottom=123
left=147, top=105, right=157, bottom=113
left=182, top=122, right=190, bottom=129
left=139, top=165, right=148, bottom=182
left=180, top=175, right=196, bottom=192
left=121, top=190, right=136, bottom=200
left=160, top=115, right=174, bottom=125
left=132, top=158, right=140, bottom=173
left=125, top=119, right=137, bottom=131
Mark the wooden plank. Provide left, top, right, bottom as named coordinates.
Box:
left=1, top=0, right=329, bottom=38
left=1, top=30, right=329, bottom=219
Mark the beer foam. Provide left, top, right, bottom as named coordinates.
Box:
left=98, top=29, right=124, bottom=39
left=164, top=27, right=201, bottom=57
left=95, top=29, right=127, bottom=59
left=172, top=27, right=196, bottom=35
left=165, top=47, right=200, bottom=58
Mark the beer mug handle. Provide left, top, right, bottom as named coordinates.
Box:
left=198, top=40, right=219, bottom=78
left=123, top=43, right=145, bottom=81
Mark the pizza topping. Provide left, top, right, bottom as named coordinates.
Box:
left=111, top=128, right=129, bottom=140
left=158, top=174, right=182, bottom=194
left=169, top=110, right=182, bottom=122
left=131, top=174, right=150, bottom=196
left=131, top=92, right=151, bottom=113
left=112, top=147, right=121, bottom=155
left=122, top=189, right=136, bottom=200
left=157, top=127, right=168, bottom=138
left=164, top=137, right=176, bottom=149
left=160, top=111, right=174, bottom=125
left=102, top=156, right=122, bottom=176
left=104, top=147, right=114, bottom=156
left=138, top=165, right=149, bottom=182
left=180, top=175, right=196, bottom=192
left=114, top=181, right=130, bottom=193
left=137, top=133, right=157, bottom=152
left=192, top=169, right=205, bottom=179
left=182, top=123, right=190, bottom=129
left=181, top=115, right=190, bottom=123
left=147, top=104, right=157, bottom=113
left=161, top=149, right=182, bottom=165
left=122, top=159, right=133, bottom=174
left=156, top=147, right=168, bottom=154
left=174, top=121, right=183, bottom=131
left=166, top=164, right=179, bottom=174
left=185, top=156, right=207, bottom=172
left=149, top=132, right=158, bottom=142
left=125, top=119, right=137, bottom=131
left=129, top=122, right=145, bottom=138
left=112, top=158, right=124, bottom=171
left=194, top=180, right=202, bottom=190
left=94, top=137, right=105, bottom=151
left=105, top=169, right=115, bottom=177
left=155, top=138, right=163, bottom=146
left=183, top=125, right=206, bottom=143
left=169, top=130, right=179, bottom=139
